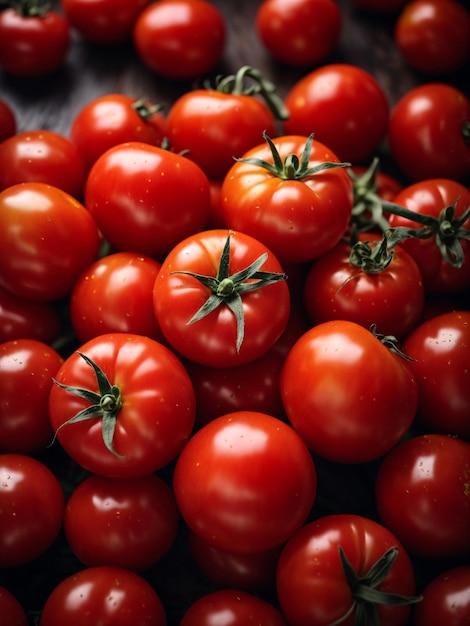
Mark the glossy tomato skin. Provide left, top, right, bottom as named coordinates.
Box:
left=402, top=311, right=470, bottom=439
left=166, top=90, right=277, bottom=182
left=173, top=411, right=317, bottom=554
left=283, top=64, right=389, bottom=164
left=0, top=98, right=16, bottom=142
left=133, top=0, right=225, bottom=80
left=0, top=454, right=65, bottom=567
left=85, top=142, right=210, bottom=259
left=39, top=565, right=167, bottom=626
left=276, top=514, right=417, bottom=626
left=48, top=333, right=196, bottom=479
left=0, top=182, right=100, bottom=303
left=388, top=83, right=470, bottom=182
left=414, top=565, right=470, bottom=626
left=281, top=320, right=419, bottom=463
left=0, top=586, right=28, bottom=626
left=375, top=434, right=470, bottom=559
left=221, top=135, right=354, bottom=265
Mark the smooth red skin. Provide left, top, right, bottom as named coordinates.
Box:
left=256, top=0, right=341, bottom=68
left=48, top=333, right=196, bottom=479
left=0, top=339, right=63, bottom=453
left=375, top=434, right=470, bottom=559
left=0, top=182, right=100, bottom=303
left=70, top=251, right=164, bottom=344
left=394, top=0, right=470, bottom=75
left=414, top=565, right=470, bottom=626
left=221, top=135, right=354, bottom=265
left=0, top=454, right=64, bottom=567
left=61, top=0, right=150, bottom=44
left=0, top=130, right=87, bottom=200
left=39, top=566, right=167, bottom=626
left=388, top=83, right=470, bottom=183
left=64, top=474, right=178, bottom=571
left=0, top=587, right=28, bottom=626
left=85, top=142, right=210, bottom=259
left=153, top=229, right=291, bottom=368
left=281, top=320, right=419, bottom=464
left=389, top=178, right=470, bottom=294
left=0, top=98, right=16, bottom=142
left=402, top=311, right=470, bottom=439
left=133, top=0, right=225, bottom=80
left=282, top=64, right=389, bottom=164
left=0, top=8, right=69, bottom=78
left=69, top=94, right=167, bottom=171
left=166, top=91, right=277, bottom=182
left=180, top=589, right=288, bottom=626
left=173, top=411, right=317, bottom=554
left=303, top=238, right=425, bottom=340
left=276, top=514, right=417, bottom=626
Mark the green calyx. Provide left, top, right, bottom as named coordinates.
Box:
left=131, top=98, right=163, bottom=122
left=370, top=323, right=414, bottom=361
left=347, top=158, right=393, bottom=234
left=11, top=0, right=50, bottom=17
left=51, top=352, right=125, bottom=458
left=170, top=233, right=287, bottom=353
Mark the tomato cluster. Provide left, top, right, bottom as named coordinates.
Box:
left=1, top=0, right=470, bottom=625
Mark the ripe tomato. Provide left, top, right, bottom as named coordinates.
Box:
left=0, top=182, right=100, bottom=303
left=276, top=514, right=420, bottom=626
left=281, top=320, right=419, bottom=463
left=48, top=333, right=196, bottom=478
left=375, top=433, right=470, bottom=559
left=84, top=142, right=210, bottom=259
left=283, top=64, right=390, bottom=164
left=0, top=586, right=28, bottom=626
left=0, top=129, right=87, bottom=199
left=388, top=83, right=470, bottom=182
left=133, top=0, right=226, bottom=80
left=255, top=0, right=342, bottom=68
left=153, top=229, right=290, bottom=368
left=414, top=565, right=470, bottom=626
left=173, top=410, right=317, bottom=554
left=0, top=5, right=69, bottom=78
left=39, top=565, right=166, bottom=626
left=0, top=98, right=16, bottom=142
left=221, top=134, right=353, bottom=265
left=0, top=453, right=64, bottom=567
left=394, top=0, right=470, bottom=75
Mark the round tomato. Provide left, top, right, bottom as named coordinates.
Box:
left=133, top=0, right=226, bottom=80
left=48, top=333, right=196, bottom=478
left=0, top=98, right=16, bottom=142
left=0, top=453, right=64, bottom=567
left=0, top=586, right=28, bottom=626
left=281, top=320, right=419, bottom=463
left=282, top=64, right=390, bottom=164
left=39, top=566, right=166, bottom=626
left=414, top=565, right=470, bottom=626
left=173, top=410, right=317, bottom=554
left=0, top=182, right=100, bottom=303
left=375, top=433, right=470, bottom=559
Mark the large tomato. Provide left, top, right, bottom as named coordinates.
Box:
left=414, top=565, right=470, bottom=626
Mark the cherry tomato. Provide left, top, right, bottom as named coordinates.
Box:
left=0, top=98, right=16, bottom=142
left=414, top=565, right=470, bottom=626
left=0, top=586, right=28, bottom=626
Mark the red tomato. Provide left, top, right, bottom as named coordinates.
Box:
left=84, top=142, right=210, bottom=259
left=180, top=589, right=288, bottom=626
left=0, top=98, right=16, bottom=142
left=153, top=229, right=290, bottom=368
left=0, top=6, right=69, bottom=78
left=48, top=333, right=196, bottom=478
left=0, top=182, right=100, bottom=303
left=375, top=433, right=470, bottom=559
left=61, top=0, right=150, bottom=44
left=256, top=0, right=341, bottom=68
left=133, top=0, right=226, bottom=80
left=276, top=514, right=419, bottom=626
left=388, top=83, right=470, bottom=182
left=64, top=473, right=178, bottom=571
left=0, top=586, right=28, bottom=626
left=281, top=320, right=419, bottom=463
left=0, top=453, right=64, bottom=567
left=414, top=565, right=470, bottom=626
left=402, top=311, right=470, bottom=439
left=70, top=251, right=164, bottom=344
left=69, top=94, right=167, bottom=171
left=221, top=134, right=354, bottom=265
left=39, top=565, right=166, bottom=626
left=283, top=64, right=390, bottom=164
left=394, top=0, right=470, bottom=75
left=0, top=129, right=87, bottom=199
left=173, top=410, right=317, bottom=554
left=0, top=339, right=63, bottom=453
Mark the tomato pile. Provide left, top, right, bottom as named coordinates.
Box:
left=1, top=0, right=470, bottom=625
